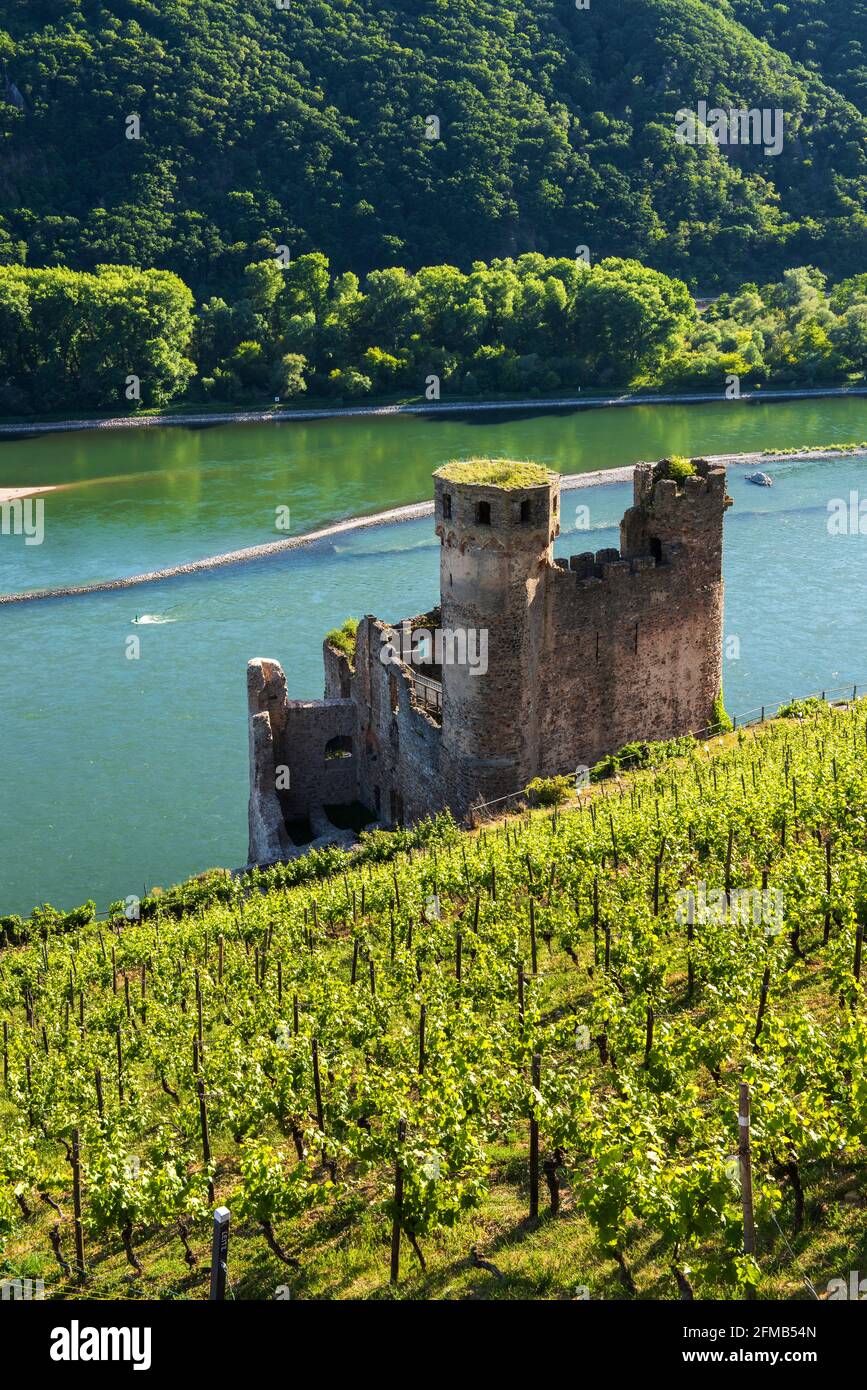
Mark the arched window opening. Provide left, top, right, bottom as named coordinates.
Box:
left=324, top=735, right=353, bottom=761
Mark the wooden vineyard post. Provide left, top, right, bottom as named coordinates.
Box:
left=390, top=1118, right=406, bottom=1285
left=209, top=1207, right=230, bottom=1301
left=752, top=966, right=771, bottom=1047
left=593, top=877, right=600, bottom=944
left=71, top=1127, right=86, bottom=1283
left=116, top=1027, right=123, bottom=1104
left=24, top=1056, right=33, bottom=1126
left=194, top=1041, right=214, bottom=1203
left=687, top=890, right=695, bottom=1001
left=529, top=1053, right=541, bottom=1222
left=855, top=922, right=864, bottom=984
left=312, top=1038, right=327, bottom=1168
left=418, top=1003, right=426, bottom=1075
left=644, top=1005, right=654, bottom=1067
left=517, top=962, right=525, bottom=1030
left=724, top=825, right=733, bottom=897
left=529, top=899, right=538, bottom=975
left=738, top=1082, right=757, bottom=1299
left=823, top=842, right=832, bottom=944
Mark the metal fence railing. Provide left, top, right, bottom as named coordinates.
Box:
left=467, top=681, right=866, bottom=822
left=722, top=682, right=861, bottom=732
left=411, top=672, right=443, bottom=715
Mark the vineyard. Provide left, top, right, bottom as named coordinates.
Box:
left=1, top=702, right=866, bottom=1301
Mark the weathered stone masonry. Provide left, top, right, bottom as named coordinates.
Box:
left=246, top=458, right=731, bottom=865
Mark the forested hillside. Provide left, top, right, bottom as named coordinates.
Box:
left=1, top=0, right=866, bottom=296
left=731, top=0, right=867, bottom=110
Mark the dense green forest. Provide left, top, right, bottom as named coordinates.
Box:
left=730, top=0, right=867, bottom=110
left=1, top=0, right=866, bottom=300
left=1, top=1, right=866, bottom=413
left=0, top=264, right=195, bottom=410
left=2, top=254, right=866, bottom=412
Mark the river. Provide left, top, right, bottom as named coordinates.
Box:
left=1, top=396, right=866, bottom=914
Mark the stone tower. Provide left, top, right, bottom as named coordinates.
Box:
left=433, top=460, right=561, bottom=809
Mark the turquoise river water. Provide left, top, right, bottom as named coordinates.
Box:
left=1, top=397, right=866, bottom=914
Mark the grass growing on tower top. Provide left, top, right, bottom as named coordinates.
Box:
left=661, top=455, right=697, bottom=483
left=435, top=459, right=555, bottom=489
left=324, top=617, right=359, bottom=665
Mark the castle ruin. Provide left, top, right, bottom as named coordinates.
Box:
left=246, top=457, right=731, bottom=864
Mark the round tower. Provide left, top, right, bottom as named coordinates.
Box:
left=433, top=459, right=560, bottom=812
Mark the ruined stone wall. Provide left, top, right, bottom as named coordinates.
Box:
left=352, top=617, right=444, bottom=827
left=279, top=698, right=357, bottom=818
left=247, top=657, right=356, bottom=863
left=247, top=658, right=292, bottom=865
left=323, top=641, right=352, bottom=699
left=538, top=556, right=720, bottom=772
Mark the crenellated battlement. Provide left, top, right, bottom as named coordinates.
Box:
left=555, top=547, right=676, bottom=584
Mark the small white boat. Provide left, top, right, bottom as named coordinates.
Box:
left=745, top=471, right=773, bottom=487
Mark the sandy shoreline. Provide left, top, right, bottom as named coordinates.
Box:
left=1, top=447, right=863, bottom=606
left=0, top=484, right=57, bottom=503
left=1, top=383, right=866, bottom=439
